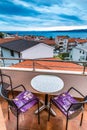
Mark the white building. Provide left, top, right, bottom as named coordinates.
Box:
left=70, top=46, right=87, bottom=61
left=70, top=39, right=87, bottom=61
left=67, top=38, right=77, bottom=52
left=55, top=36, right=69, bottom=52
left=55, top=36, right=77, bottom=53
left=0, top=39, right=54, bottom=66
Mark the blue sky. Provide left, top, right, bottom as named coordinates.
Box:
left=0, top=0, right=87, bottom=31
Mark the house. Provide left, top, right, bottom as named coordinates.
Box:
left=70, top=46, right=87, bottom=61
left=55, top=36, right=69, bottom=52
left=75, top=38, right=87, bottom=46
left=0, top=39, right=54, bottom=66
left=55, top=36, right=78, bottom=53
left=67, top=38, right=77, bottom=52
left=70, top=39, right=87, bottom=61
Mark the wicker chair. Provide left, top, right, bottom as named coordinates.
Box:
left=0, top=84, right=40, bottom=130
left=48, top=87, right=87, bottom=130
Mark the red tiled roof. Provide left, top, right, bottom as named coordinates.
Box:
left=76, top=39, right=87, bottom=44
left=0, top=37, right=22, bottom=44
left=11, top=58, right=84, bottom=72
left=68, top=38, right=76, bottom=43
left=43, top=39, right=55, bottom=45
left=57, top=36, right=69, bottom=39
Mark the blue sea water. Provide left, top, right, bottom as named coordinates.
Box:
left=3, top=30, right=87, bottom=39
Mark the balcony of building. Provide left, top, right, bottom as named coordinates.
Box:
left=0, top=57, right=87, bottom=130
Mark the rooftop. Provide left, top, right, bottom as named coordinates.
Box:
left=11, top=58, right=85, bottom=73
left=0, top=39, right=41, bottom=52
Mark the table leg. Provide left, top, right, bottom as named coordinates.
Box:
left=35, top=94, right=56, bottom=116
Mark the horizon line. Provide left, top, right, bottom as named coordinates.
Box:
left=0, top=25, right=87, bottom=32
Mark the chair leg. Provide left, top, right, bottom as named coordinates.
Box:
left=8, top=105, right=10, bottom=120
left=80, top=112, right=83, bottom=126
left=66, top=117, right=68, bottom=130
left=38, top=101, right=40, bottom=124
left=48, top=99, right=52, bottom=121
left=17, top=113, right=19, bottom=130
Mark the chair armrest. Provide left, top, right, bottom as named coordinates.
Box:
left=68, top=102, right=81, bottom=111
left=67, top=87, right=85, bottom=98
left=67, top=100, right=87, bottom=112
left=12, top=84, right=26, bottom=91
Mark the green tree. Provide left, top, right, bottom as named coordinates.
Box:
left=0, top=32, right=4, bottom=38
left=49, top=36, right=53, bottom=40
left=58, top=53, right=69, bottom=60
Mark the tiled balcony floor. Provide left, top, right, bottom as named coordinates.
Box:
left=0, top=93, right=87, bottom=130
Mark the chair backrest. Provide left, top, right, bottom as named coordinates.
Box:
left=1, top=74, right=12, bottom=89
left=0, top=72, right=14, bottom=98
left=0, top=86, right=19, bottom=116
left=68, top=95, right=87, bottom=119
left=70, top=95, right=87, bottom=111
left=69, top=103, right=82, bottom=111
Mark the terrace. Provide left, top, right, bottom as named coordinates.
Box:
left=0, top=57, right=87, bottom=130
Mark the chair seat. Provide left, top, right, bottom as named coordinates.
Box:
left=13, top=91, right=38, bottom=112
left=52, top=92, right=82, bottom=118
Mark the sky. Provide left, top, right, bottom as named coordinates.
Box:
left=0, top=0, right=87, bottom=31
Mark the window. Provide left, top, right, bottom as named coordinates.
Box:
left=70, top=55, right=72, bottom=58
left=10, top=50, right=14, bottom=57
left=83, top=51, right=84, bottom=54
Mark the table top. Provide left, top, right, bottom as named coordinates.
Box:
left=31, top=75, right=64, bottom=94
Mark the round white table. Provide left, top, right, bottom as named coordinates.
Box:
left=31, top=74, right=64, bottom=116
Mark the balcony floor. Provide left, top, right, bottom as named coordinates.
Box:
left=0, top=93, right=87, bottom=130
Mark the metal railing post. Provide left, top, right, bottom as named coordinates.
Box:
left=83, top=65, right=85, bottom=75
left=83, top=63, right=87, bottom=75
left=33, top=60, right=35, bottom=71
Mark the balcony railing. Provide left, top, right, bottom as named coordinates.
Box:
left=0, top=57, right=87, bottom=97
left=0, top=57, right=87, bottom=74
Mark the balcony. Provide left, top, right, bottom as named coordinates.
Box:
left=0, top=57, right=87, bottom=95
left=0, top=57, right=87, bottom=130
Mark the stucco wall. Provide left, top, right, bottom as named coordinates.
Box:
left=1, top=68, right=87, bottom=97
left=21, top=43, right=54, bottom=59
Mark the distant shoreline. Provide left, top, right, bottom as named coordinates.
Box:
left=1, top=28, right=87, bottom=32
left=1, top=29, right=87, bottom=39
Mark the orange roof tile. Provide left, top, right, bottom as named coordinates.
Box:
left=76, top=39, right=87, bottom=44
left=11, top=58, right=85, bottom=72
left=43, top=38, right=55, bottom=45
left=57, top=36, right=69, bottom=39
left=68, top=38, right=76, bottom=43
left=0, top=37, right=22, bottom=44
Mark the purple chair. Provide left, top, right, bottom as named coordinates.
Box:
left=0, top=85, right=40, bottom=130
left=48, top=87, right=87, bottom=130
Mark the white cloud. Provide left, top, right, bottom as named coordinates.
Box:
left=0, top=0, right=87, bottom=31
left=9, top=0, right=29, bottom=7
left=8, top=0, right=87, bottom=22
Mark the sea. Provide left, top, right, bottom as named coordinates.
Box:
left=3, top=29, right=87, bottom=39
